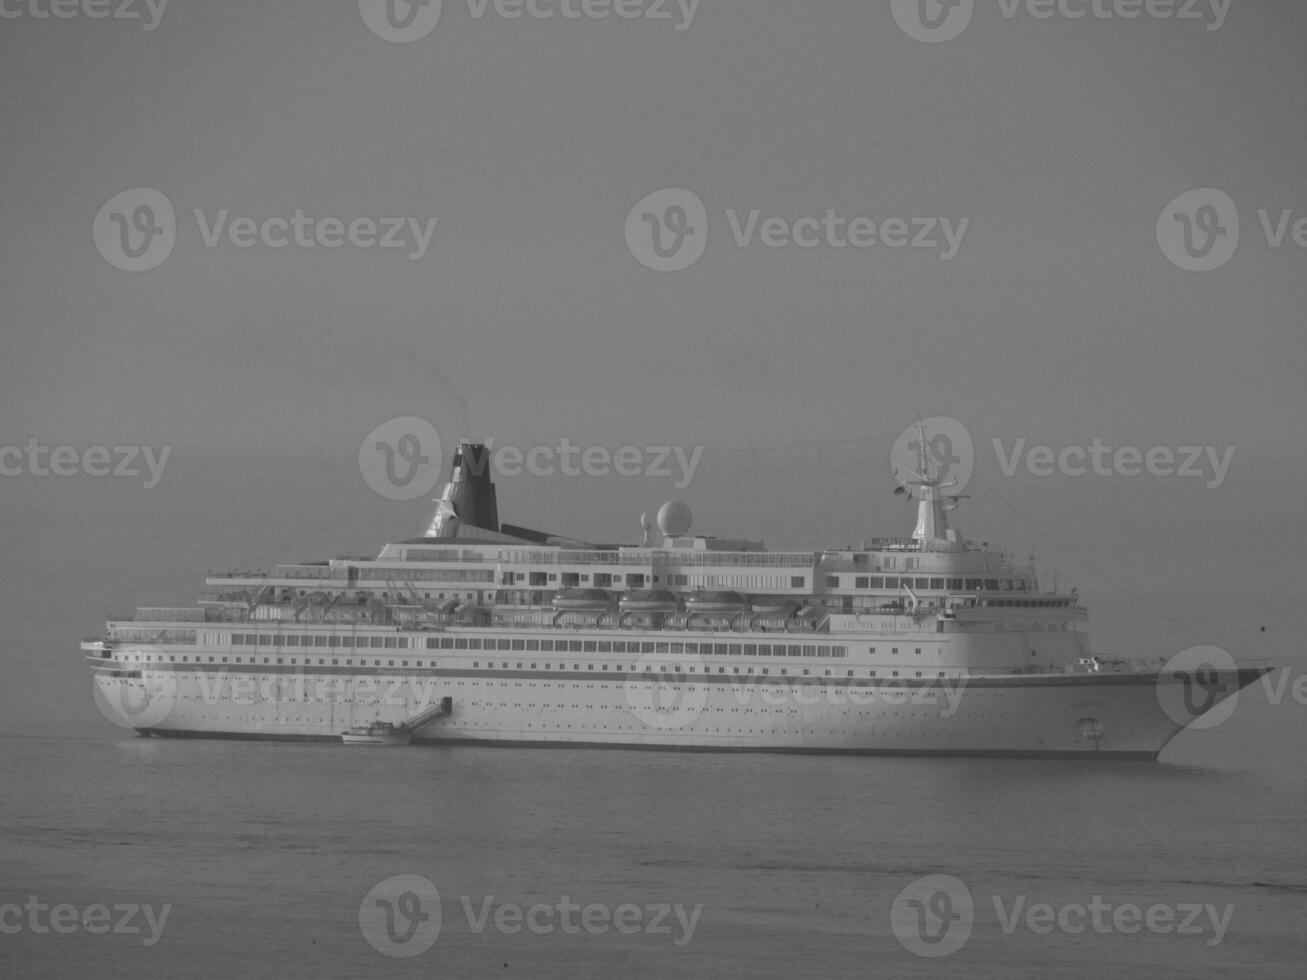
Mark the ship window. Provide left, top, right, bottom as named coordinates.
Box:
left=791, top=577, right=805, bottom=588
left=612, top=641, right=625, bottom=653
left=315, top=636, right=328, bottom=647
left=328, top=636, right=340, bottom=648
left=584, top=642, right=597, bottom=652
left=346, top=659, right=352, bottom=666
left=513, top=640, right=525, bottom=651
left=403, top=660, right=409, bottom=667
left=427, top=639, right=438, bottom=649
left=915, top=648, right=922, bottom=655
left=744, top=644, right=757, bottom=656
left=526, top=640, right=539, bottom=651
left=263, top=657, right=269, bottom=664
left=818, top=646, right=828, bottom=657
left=930, top=578, right=945, bottom=589
left=714, top=644, right=728, bottom=655
left=318, top=659, right=325, bottom=665
left=641, top=643, right=654, bottom=654
left=802, top=645, right=816, bottom=657
left=825, top=576, right=840, bottom=588
left=892, top=647, right=899, bottom=654
left=399, top=638, right=409, bottom=648
left=467, top=639, right=481, bottom=650
left=669, top=643, right=684, bottom=654
left=985, top=580, right=999, bottom=590
left=892, top=671, right=900, bottom=677
left=655, top=643, right=669, bottom=654
left=383, top=638, right=396, bottom=649
left=855, top=577, right=869, bottom=589
left=286, top=636, right=298, bottom=647
left=570, top=641, right=583, bottom=652
left=598, top=642, right=612, bottom=653
left=803, top=669, right=810, bottom=676
left=788, top=645, right=802, bottom=657
left=729, top=644, right=742, bottom=655
left=473, top=662, right=479, bottom=668
left=455, top=638, right=468, bottom=650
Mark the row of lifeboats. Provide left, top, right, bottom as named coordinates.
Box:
left=551, top=589, right=799, bottom=617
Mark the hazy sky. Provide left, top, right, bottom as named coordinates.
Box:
left=2, top=1, right=1305, bottom=735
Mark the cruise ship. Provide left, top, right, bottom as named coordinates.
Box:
left=84, top=434, right=1271, bottom=758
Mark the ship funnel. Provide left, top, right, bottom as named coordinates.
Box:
left=424, top=443, right=499, bottom=538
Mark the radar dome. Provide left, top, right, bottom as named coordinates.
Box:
left=657, top=500, right=693, bottom=536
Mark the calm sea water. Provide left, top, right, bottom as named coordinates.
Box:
left=3, top=703, right=1306, bottom=979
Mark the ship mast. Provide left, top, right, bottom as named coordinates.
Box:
left=899, top=421, right=964, bottom=552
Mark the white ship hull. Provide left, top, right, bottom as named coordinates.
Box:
left=90, top=653, right=1269, bottom=760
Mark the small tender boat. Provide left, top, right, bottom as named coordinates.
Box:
left=340, top=721, right=410, bottom=746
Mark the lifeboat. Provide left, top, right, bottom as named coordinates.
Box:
left=686, top=590, right=748, bottom=614
left=749, top=596, right=798, bottom=616
left=551, top=588, right=615, bottom=611
left=618, top=589, right=682, bottom=613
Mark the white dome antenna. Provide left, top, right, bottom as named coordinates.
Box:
left=657, top=501, right=693, bottom=537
